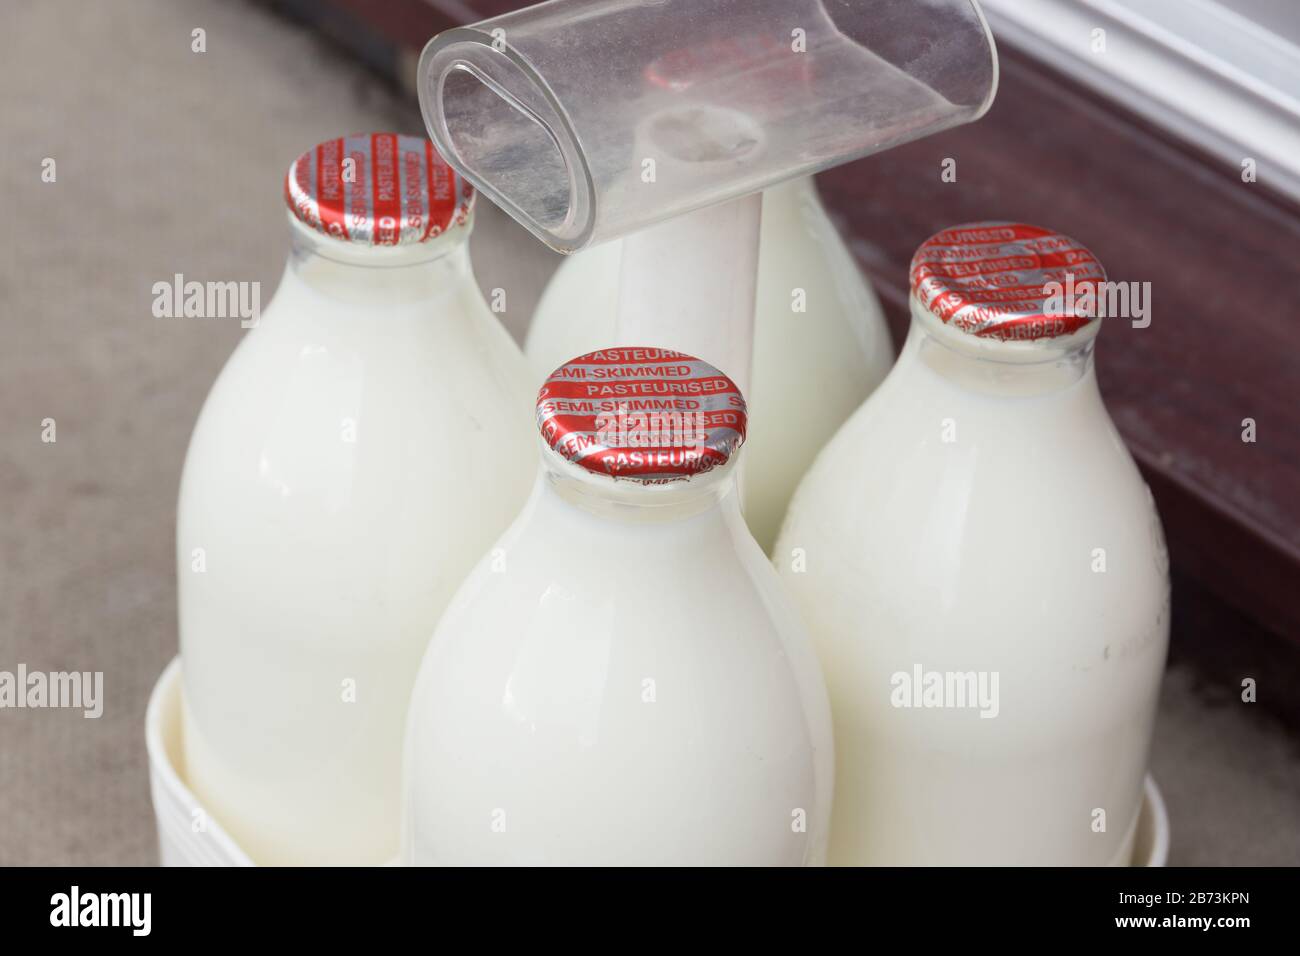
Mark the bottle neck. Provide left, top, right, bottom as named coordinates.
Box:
left=537, top=438, right=742, bottom=525
left=764, top=175, right=817, bottom=210
left=902, top=296, right=1100, bottom=398
left=285, top=213, right=474, bottom=306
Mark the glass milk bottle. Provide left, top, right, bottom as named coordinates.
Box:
left=177, top=133, right=535, bottom=866
left=523, top=177, right=894, bottom=552
left=776, top=222, right=1170, bottom=866
left=403, top=348, right=834, bottom=865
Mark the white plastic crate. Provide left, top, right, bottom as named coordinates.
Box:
left=146, top=657, right=1170, bottom=867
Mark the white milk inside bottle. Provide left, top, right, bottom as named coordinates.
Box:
left=403, top=348, right=834, bottom=865
left=526, top=178, right=892, bottom=553
left=524, top=26, right=894, bottom=553
left=776, top=222, right=1170, bottom=866
left=177, top=133, right=535, bottom=865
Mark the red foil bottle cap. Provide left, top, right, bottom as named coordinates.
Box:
left=284, top=133, right=473, bottom=245
left=645, top=33, right=813, bottom=95
left=910, top=222, right=1107, bottom=341
left=537, top=348, right=748, bottom=484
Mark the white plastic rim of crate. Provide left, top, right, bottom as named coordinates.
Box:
left=1135, top=775, right=1171, bottom=867
left=145, top=658, right=254, bottom=866
left=145, top=655, right=1169, bottom=867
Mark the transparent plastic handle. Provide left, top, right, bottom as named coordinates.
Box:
left=419, top=0, right=998, bottom=252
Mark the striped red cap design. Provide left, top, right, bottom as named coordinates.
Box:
left=910, top=222, right=1106, bottom=341
left=537, top=348, right=747, bottom=483
left=284, top=133, right=472, bottom=245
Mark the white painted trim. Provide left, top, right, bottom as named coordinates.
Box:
left=979, top=0, right=1300, bottom=201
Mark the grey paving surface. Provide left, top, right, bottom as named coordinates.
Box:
left=0, top=0, right=1296, bottom=865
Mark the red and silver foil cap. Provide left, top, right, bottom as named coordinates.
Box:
left=537, top=348, right=747, bottom=483
left=646, top=34, right=812, bottom=94
left=284, top=133, right=473, bottom=245
left=910, top=222, right=1106, bottom=341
